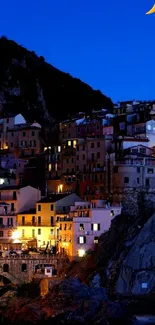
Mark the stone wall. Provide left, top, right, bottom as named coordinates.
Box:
left=0, top=256, right=67, bottom=284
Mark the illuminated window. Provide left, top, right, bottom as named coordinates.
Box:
left=110, top=210, right=115, bottom=217
left=58, top=146, right=61, bottom=152
left=78, top=236, right=86, bottom=244
left=68, top=141, right=71, bottom=146
left=94, top=236, right=98, bottom=244
left=48, top=164, right=52, bottom=171
left=0, top=179, right=4, bottom=185
left=92, top=224, right=100, bottom=231
left=58, top=184, right=63, bottom=193
left=55, top=163, right=57, bottom=171
left=73, top=140, right=77, bottom=148
left=44, top=147, right=47, bottom=151
left=79, top=224, right=84, bottom=231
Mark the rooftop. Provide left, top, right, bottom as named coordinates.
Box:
left=37, top=193, right=72, bottom=203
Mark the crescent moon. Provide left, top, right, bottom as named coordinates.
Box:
left=146, top=3, right=155, bottom=14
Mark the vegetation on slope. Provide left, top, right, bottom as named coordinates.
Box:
left=0, top=36, right=113, bottom=122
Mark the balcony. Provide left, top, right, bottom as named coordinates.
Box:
left=0, top=224, right=15, bottom=228
left=59, top=217, right=73, bottom=222
left=17, top=222, right=50, bottom=227
left=114, top=158, right=155, bottom=167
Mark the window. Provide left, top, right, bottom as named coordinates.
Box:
left=76, top=155, right=79, bottom=160
left=50, top=229, right=54, bottom=235
left=83, top=154, right=85, bottom=160
left=140, top=148, right=146, bottom=154
left=38, top=229, right=41, bottom=235
left=78, top=236, right=86, bottom=244
left=91, top=143, right=94, bottom=148
left=83, top=145, right=85, bottom=150
left=68, top=141, right=71, bottom=146
left=13, top=191, right=16, bottom=200
left=145, top=178, right=150, bottom=187
left=94, top=236, right=98, bottom=244
left=48, top=164, right=52, bottom=171
left=32, top=229, right=35, bottom=238
left=32, top=131, right=35, bottom=136
left=23, top=132, right=26, bottom=136
left=0, top=218, right=3, bottom=225
left=50, top=216, right=54, bottom=226
left=137, top=177, right=140, bottom=184
left=11, top=142, right=13, bottom=147
left=73, top=140, right=77, bottom=148
left=148, top=168, right=153, bottom=174
left=10, top=203, right=14, bottom=211
left=137, top=167, right=140, bottom=173
left=6, top=118, right=9, bottom=123
left=113, top=166, right=118, bottom=173
left=91, top=224, right=100, bottom=231
left=11, top=132, right=14, bottom=137
left=110, top=210, right=114, bottom=217
left=0, top=231, right=3, bottom=237
left=97, top=142, right=100, bottom=148
left=51, top=204, right=54, bottom=211
left=21, top=263, right=27, bottom=272
left=58, top=146, right=61, bottom=152
left=38, top=205, right=41, bottom=211
left=22, top=216, right=25, bottom=225
left=32, top=216, right=35, bottom=225
left=124, top=177, right=129, bottom=184
left=96, top=125, right=100, bottom=130
left=97, top=152, right=100, bottom=159
left=38, top=216, right=41, bottom=225
left=8, top=218, right=13, bottom=226
left=3, top=264, right=9, bottom=272
left=79, top=224, right=84, bottom=231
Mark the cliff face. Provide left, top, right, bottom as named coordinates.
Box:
left=116, top=213, right=155, bottom=295
left=0, top=36, right=113, bottom=123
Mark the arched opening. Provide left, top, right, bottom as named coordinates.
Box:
left=0, top=275, right=11, bottom=285
left=3, top=264, right=9, bottom=272
left=21, top=263, right=27, bottom=272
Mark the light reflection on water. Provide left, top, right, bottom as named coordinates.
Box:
left=136, top=315, right=155, bottom=324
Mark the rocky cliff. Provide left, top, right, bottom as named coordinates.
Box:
left=0, top=36, right=113, bottom=123
left=0, top=278, right=133, bottom=325
left=116, top=213, right=155, bottom=295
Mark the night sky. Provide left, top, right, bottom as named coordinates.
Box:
left=0, top=0, right=154, bottom=102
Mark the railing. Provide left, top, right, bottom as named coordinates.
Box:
left=114, top=159, right=155, bottom=166
left=59, top=217, right=73, bottom=222
left=0, top=224, right=15, bottom=228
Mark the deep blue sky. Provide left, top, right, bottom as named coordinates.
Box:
left=0, top=0, right=154, bottom=102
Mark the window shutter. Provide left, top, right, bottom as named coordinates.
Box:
left=98, top=224, right=100, bottom=231
left=77, top=237, right=79, bottom=244
left=91, top=224, right=93, bottom=231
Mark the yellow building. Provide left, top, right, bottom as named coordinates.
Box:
left=17, top=193, right=83, bottom=250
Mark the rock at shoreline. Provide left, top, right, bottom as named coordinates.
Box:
left=0, top=278, right=131, bottom=325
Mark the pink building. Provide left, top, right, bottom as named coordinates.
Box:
left=58, top=200, right=122, bottom=258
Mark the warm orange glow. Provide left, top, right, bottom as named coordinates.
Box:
left=58, top=184, right=63, bottom=193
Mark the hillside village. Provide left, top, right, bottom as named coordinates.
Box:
left=0, top=100, right=155, bottom=259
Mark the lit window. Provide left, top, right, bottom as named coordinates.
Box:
left=58, top=146, right=61, bottom=152
left=92, top=224, right=100, bottom=231
left=110, top=210, right=115, bottom=217
left=58, top=184, right=63, bottom=193
left=94, top=236, right=98, bottom=244
left=68, top=141, right=71, bottom=146
left=55, top=163, right=57, bottom=171
left=79, top=224, right=84, bottom=231
left=73, top=140, right=77, bottom=148
left=48, top=164, right=52, bottom=171
left=93, top=224, right=98, bottom=231
left=79, top=236, right=85, bottom=244
left=0, top=179, right=4, bottom=185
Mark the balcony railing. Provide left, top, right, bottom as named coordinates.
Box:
left=114, top=159, right=155, bottom=166
left=0, top=224, right=15, bottom=228
left=59, top=217, right=73, bottom=222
